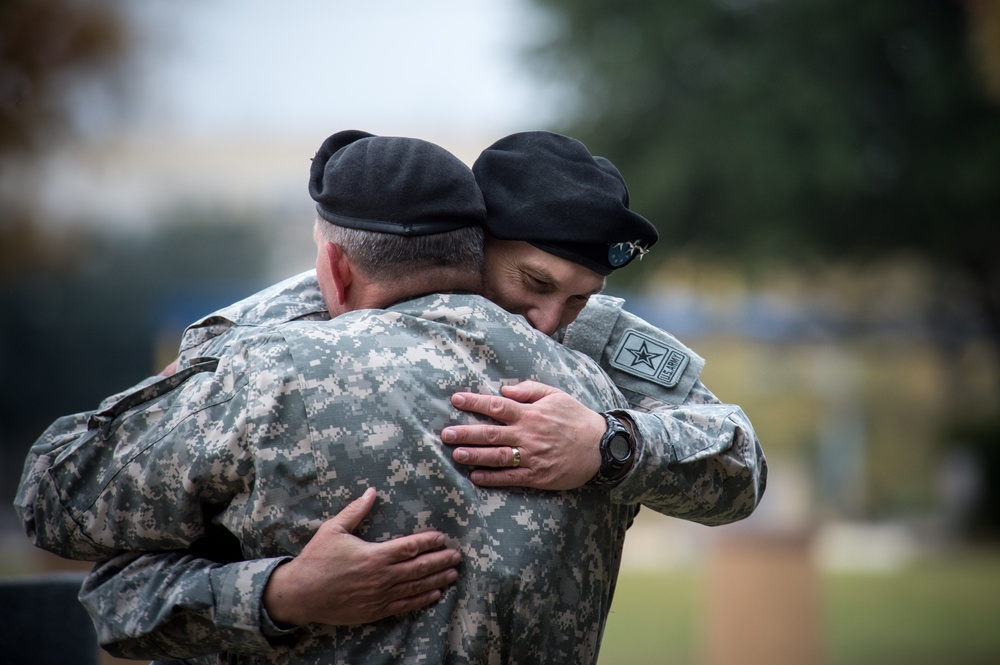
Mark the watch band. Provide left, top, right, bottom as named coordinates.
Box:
left=587, top=412, right=635, bottom=486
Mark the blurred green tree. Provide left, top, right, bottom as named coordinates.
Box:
left=0, top=0, right=128, bottom=154
left=527, top=0, right=1000, bottom=341
left=526, top=0, right=1000, bottom=537
left=1, top=0, right=130, bottom=277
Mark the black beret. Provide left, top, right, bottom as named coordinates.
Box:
left=309, top=130, right=486, bottom=236
left=473, top=131, right=658, bottom=275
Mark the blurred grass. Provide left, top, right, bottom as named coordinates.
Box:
left=6, top=541, right=1000, bottom=664
left=598, top=549, right=1000, bottom=665
left=824, top=550, right=1000, bottom=665
left=599, top=567, right=703, bottom=665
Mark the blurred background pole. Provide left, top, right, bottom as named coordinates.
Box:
left=706, top=531, right=822, bottom=665
left=816, top=350, right=866, bottom=520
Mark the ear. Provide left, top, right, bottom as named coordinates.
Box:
left=325, top=241, right=353, bottom=306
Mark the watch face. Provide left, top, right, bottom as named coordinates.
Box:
left=608, top=432, right=631, bottom=461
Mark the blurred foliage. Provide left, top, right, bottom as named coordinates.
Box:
left=527, top=0, right=1000, bottom=337
left=1, top=0, right=132, bottom=280
left=528, top=0, right=1000, bottom=536
left=0, top=0, right=128, bottom=155
left=967, top=0, right=1000, bottom=104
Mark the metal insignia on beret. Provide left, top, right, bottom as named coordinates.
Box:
left=609, top=240, right=650, bottom=267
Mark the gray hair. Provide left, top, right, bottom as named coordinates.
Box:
left=315, top=218, right=484, bottom=282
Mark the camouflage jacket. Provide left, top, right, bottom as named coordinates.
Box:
left=59, top=294, right=633, bottom=664
left=17, top=270, right=764, bottom=543
left=179, top=271, right=766, bottom=524
left=14, top=271, right=766, bottom=660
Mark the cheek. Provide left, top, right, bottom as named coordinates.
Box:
left=483, top=282, right=529, bottom=314
left=560, top=301, right=588, bottom=327
left=502, top=293, right=538, bottom=316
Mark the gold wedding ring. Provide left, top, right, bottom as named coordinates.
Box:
left=511, top=447, right=521, bottom=468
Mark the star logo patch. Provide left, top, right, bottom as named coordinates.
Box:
left=610, top=330, right=690, bottom=388
left=625, top=340, right=662, bottom=370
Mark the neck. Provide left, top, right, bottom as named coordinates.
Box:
left=351, top=267, right=482, bottom=310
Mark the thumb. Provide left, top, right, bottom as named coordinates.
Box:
left=501, top=380, right=560, bottom=404
left=329, top=487, right=377, bottom=533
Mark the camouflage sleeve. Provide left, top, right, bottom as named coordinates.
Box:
left=80, top=552, right=292, bottom=659
left=609, top=381, right=767, bottom=525
left=14, top=305, right=242, bottom=556
left=72, top=336, right=304, bottom=658
left=17, top=343, right=261, bottom=560
left=563, top=295, right=767, bottom=525
left=15, top=273, right=325, bottom=557
left=13, top=359, right=223, bottom=559
left=13, top=370, right=165, bottom=528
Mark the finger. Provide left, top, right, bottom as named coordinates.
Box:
left=374, top=549, right=462, bottom=601
left=451, top=392, right=522, bottom=424
left=390, top=566, right=459, bottom=601
left=391, top=548, right=462, bottom=585
left=441, top=423, right=510, bottom=446
left=379, top=586, right=449, bottom=619
left=452, top=445, right=521, bottom=467
left=379, top=530, right=450, bottom=564
left=468, top=468, right=533, bottom=488
left=500, top=380, right=561, bottom=404
left=328, top=487, right=377, bottom=533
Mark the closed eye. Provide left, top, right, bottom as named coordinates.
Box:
left=524, top=273, right=554, bottom=293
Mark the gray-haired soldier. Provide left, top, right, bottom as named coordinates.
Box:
left=15, top=130, right=766, bottom=662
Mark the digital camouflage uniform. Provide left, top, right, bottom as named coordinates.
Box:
left=30, top=293, right=634, bottom=664
left=15, top=271, right=766, bottom=662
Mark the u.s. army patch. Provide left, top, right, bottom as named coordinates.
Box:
left=610, top=329, right=690, bottom=388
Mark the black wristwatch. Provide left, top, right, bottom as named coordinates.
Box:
left=587, top=412, right=635, bottom=486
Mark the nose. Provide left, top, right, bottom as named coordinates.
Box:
left=526, top=305, right=564, bottom=336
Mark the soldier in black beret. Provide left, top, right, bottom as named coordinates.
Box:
left=471, top=130, right=659, bottom=336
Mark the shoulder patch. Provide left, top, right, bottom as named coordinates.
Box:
left=609, top=329, right=691, bottom=388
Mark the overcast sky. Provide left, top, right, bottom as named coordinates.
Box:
left=118, top=0, right=557, bottom=142
left=33, top=1, right=563, bottom=229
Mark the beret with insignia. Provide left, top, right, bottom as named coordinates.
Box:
left=473, top=131, right=658, bottom=275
